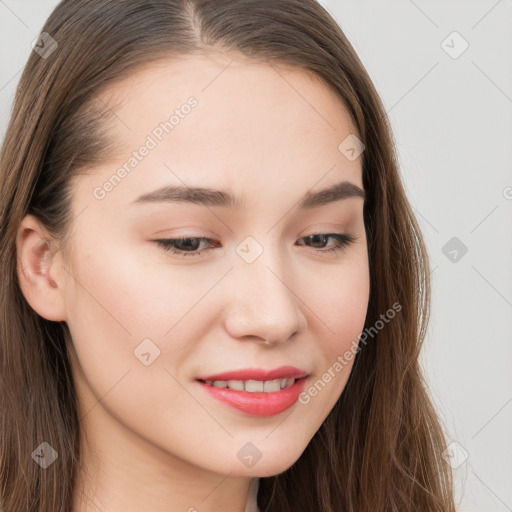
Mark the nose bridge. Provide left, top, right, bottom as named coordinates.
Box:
left=224, top=241, right=306, bottom=342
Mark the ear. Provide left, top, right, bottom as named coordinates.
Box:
left=16, top=214, right=68, bottom=322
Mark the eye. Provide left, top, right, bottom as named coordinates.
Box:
left=153, top=232, right=357, bottom=258
left=154, top=237, right=218, bottom=257
left=295, top=233, right=357, bottom=254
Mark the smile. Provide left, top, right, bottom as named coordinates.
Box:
left=200, top=377, right=297, bottom=392
left=195, top=374, right=308, bottom=417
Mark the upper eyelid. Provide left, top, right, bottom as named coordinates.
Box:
left=158, top=232, right=350, bottom=242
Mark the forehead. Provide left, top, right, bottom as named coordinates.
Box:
left=81, top=52, right=363, bottom=210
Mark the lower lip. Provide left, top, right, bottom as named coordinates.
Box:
left=196, top=377, right=307, bottom=417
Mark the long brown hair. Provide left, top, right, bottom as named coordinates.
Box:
left=0, top=1, right=456, bottom=510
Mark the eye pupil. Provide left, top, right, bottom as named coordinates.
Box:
left=307, top=234, right=328, bottom=248
left=176, top=238, right=201, bottom=251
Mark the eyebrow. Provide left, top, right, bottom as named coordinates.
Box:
left=130, top=180, right=365, bottom=210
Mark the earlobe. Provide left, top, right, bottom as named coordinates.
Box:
left=16, top=214, right=67, bottom=322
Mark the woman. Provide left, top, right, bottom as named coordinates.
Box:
left=0, top=1, right=456, bottom=511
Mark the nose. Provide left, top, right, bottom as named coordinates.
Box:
left=223, top=252, right=307, bottom=345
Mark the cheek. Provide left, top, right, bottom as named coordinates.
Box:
left=326, top=263, right=370, bottom=352
left=304, top=247, right=370, bottom=350
left=298, top=252, right=370, bottom=412
left=63, top=247, right=212, bottom=454
left=62, top=242, right=225, bottom=403
left=65, top=239, right=210, bottom=343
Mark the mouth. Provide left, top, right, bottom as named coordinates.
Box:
left=196, top=376, right=302, bottom=392
left=194, top=367, right=309, bottom=417
left=195, top=365, right=308, bottom=383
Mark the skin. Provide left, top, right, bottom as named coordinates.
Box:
left=17, top=51, right=370, bottom=512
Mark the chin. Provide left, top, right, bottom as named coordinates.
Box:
left=221, top=443, right=306, bottom=478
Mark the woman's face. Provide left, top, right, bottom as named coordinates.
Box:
left=53, top=52, right=370, bottom=477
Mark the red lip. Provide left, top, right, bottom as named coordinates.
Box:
left=196, top=377, right=308, bottom=417
left=196, top=365, right=308, bottom=382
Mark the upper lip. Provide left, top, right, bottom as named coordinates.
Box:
left=196, top=365, right=308, bottom=382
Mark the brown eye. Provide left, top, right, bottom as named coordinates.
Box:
left=297, top=233, right=356, bottom=253
left=154, top=237, right=217, bottom=257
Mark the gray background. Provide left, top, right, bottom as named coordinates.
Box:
left=1, top=0, right=511, bottom=510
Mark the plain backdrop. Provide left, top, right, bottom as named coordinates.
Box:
left=1, top=1, right=511, bottom=511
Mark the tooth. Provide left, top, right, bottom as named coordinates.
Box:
left=245, top=380, right=264, bottom=392
left=263, top=379, right=282, bottom=392
left=227, top=380, right=244, bottom=391
left=206, top=378, right=298, bottom=392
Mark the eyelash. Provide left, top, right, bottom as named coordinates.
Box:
left=153, top=233, right=357, bottom=258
